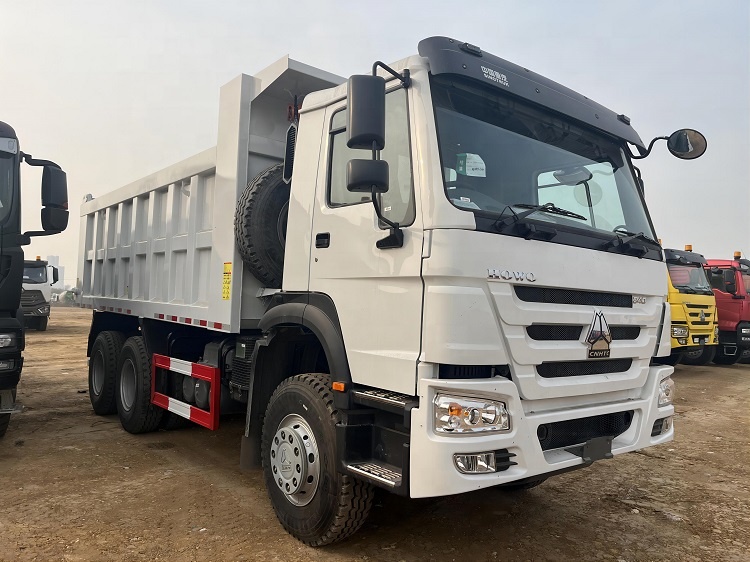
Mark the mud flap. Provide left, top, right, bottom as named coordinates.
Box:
left=565, top=435, right=613, bottom=465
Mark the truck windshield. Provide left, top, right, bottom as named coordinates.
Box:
left=431, top=76, right=655, bottom=239
left=0, top=149, right=14, bottom=225
left=23, top=265, right=47, bottom=284
left=667, top=263, right=713, bottom=295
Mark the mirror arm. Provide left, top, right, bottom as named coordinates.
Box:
left=20, top=152, right=62, bottom=169
left=371, top=187, right=404, bottom=250
left=19, top=230, right=61, bottom=246
left=372, top=61, right=411, bottom=88
left=630, top=136, right=669, bottom=160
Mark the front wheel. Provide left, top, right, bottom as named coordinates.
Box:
left=0, top=414, right=10, bottom=438
left=498, top=478, right=547, bottom=492
left=681, top=346, right=716, bottom=366
left=713, top=347, right=741, bottom=366
left=654, top=352, right=682, bottom=366
left=36, top=316, right=48, bottom=331
left=261, top=374, right=374, bottom=546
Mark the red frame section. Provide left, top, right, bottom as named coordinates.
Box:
left=150, top=354, right=221, bottom=430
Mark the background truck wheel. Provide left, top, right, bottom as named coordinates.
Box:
left=160, top=373, right=191, bottom=430
left=0, top=389, right=17, bottom=438
left=655, top=352, right=682, bottom=366
left=261, top=373, right=374, bottom=546
left=713, top=347, right=740, bottom=366
left=499, top=478, right=547, bottom=491
left=36, top=316, right=48, bottom=331
left=681, top=346, right=716, bottom=366
left=89, top=330, right=126, bottom=415
left=234, top=163, right=289, bottom=288
left=0, top=414, right=10, bottom=438
left=739, top=349, right=750, bottom=364
left=116, top=336, right=163, bottom=433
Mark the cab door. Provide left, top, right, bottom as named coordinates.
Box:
left=308, top=86, right=423, bottom=395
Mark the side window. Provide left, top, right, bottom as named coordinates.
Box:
left=327, top=89, right=415, bottom=227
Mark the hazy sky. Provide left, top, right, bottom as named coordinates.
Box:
left=2, top=0, right=748, bottom=284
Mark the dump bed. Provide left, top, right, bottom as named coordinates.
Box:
left=78, top=57, right=343, bottom=333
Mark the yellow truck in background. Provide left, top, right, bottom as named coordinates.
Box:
left=662, top=246, right=718, bottom=366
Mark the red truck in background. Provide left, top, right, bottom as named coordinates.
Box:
left=702, top=252, right=750, bottom=365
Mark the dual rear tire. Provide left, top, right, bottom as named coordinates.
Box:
left=88, top=332, right=162, bottom=433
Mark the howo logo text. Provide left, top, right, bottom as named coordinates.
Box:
left=487, top=269, right=536, bottom=282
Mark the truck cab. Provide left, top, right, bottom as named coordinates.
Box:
left=704, top=254, right=750, bottom=364
left=662, top=247, right=717, bottom=365
left=21, top=258, right=58, bottom=331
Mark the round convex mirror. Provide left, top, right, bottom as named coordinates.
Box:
left=667, top=129, right=707, bottom=160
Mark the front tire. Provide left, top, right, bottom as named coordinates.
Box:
left=36, top=316, right=48, bottom=331
left=116, top=336, right=163, bottom=433
left=681, top=346, right=716, bottom=366
left=261, top=374, right=374, bottom=546
left=499, top=478, right=547, bottom=491
left=0, top=414, right=10, bottom=438
left=713, top=347, right=741, bottom=366
left=655, top=352, right=682, bottom=366
left=89, top=331, right=126, bottom=415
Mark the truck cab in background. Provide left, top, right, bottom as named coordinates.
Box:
left=21, top=258, right=59, bottom=331
left=662, top=247, right=717, bottom=366
left=0, top=120, right=68, bottom=438
left=703, top=253, right=750, bottom=365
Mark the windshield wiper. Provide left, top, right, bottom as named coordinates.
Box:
left=673, top=284, right=697, bottom=294
left=495, top=202, right=586, bottom=229
left=604, top=228, right=659, bottom=257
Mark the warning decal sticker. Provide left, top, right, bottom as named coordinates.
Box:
left=222, top=262, right=232, bottom=300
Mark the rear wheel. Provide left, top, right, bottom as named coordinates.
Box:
left=89, top=330, right=126, bottom=415
left=681, top=346, right=716, bottom=366
left=261, top=373, right=374, bottom=546
left=713, top=347, right=741, bottom=366
left=116, top=336, right=163, bottom=433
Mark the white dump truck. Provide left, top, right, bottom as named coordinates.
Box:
left=78, top=37, right=705, bottom=545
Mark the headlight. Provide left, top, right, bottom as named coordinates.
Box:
left=671, top=325, right=689, bottom=338
left=434, top=394, right=510, bottom=434
left=741, top=328, right=750, bottom=335
left=658, top=377, right=675, bottom=407
left=0, top=334, right=16, bottom=348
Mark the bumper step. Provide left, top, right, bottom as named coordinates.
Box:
left=346, top=460, right=402, bottom=488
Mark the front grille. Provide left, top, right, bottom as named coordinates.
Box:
left=537, top=411, right=633, bottom=451
left=515, top=286, right=632, bottom=308
left=537, top=359, right=632, bottom=378
left=21, top=290, right=46, bottom=307
left=685, top=303, right=711, bottom=309
left=439, top=364, right=492, bottom=379
left=610, top=326, right=640, bottom=340
left=527, top=325, right=582, bottom=341
left=527, top=325, right=640, bottom=341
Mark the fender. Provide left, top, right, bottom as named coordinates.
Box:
left=258, top=292, right=351, bottom=385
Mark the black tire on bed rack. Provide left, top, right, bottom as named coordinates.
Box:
left=234, top=164, right=290, bottom=288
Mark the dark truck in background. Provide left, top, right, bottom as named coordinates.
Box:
left=0, top=120, right=68, bottom=437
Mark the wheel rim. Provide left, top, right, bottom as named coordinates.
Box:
left=120, top=358, right=137, bottom=412
left=277, top=201, right=289, bottom=248
left=92, top=351, right=106, bottom=396
left=270, top=413, right=320, bottom=506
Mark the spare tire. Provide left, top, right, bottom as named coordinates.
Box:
left=235, top=164, right=289, bottom=288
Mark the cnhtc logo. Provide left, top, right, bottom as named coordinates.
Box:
left=481, top=66, right=509, bottom=87
left=586, top=310, right=612, bottom=359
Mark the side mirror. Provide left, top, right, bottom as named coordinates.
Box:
left=346, top=75, right=386, bottom=150
left=52, top=266, right=59, bottom=285
left=347, top=159, right=389, bottom=193
left=723, top=269, right=737, bottom=294
left=667, top=129, right=707, bottom=160
left=41, top=165, right=69, bottom=233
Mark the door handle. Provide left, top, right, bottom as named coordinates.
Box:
left=315, top=232, right=330, bottom=248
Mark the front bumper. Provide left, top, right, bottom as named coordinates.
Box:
left=409, top=364, right=674, bottom=498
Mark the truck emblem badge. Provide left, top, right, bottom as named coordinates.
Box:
left=481, top=65, right=509, bottom=87
left=586, top=310, right=612, bottom=358
left=699, top=310, right=706, bottom=322
left=487, top=269, right=536, bottom=282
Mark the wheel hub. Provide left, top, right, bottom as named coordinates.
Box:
left=270, top=414, right=319, bottom=506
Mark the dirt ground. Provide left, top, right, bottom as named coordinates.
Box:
left=1, top=307, right=748, bottom=561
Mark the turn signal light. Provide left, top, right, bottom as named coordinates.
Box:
left=734, top=251, right=742, bottom=259
left=684, top=244, right=692, bottom=251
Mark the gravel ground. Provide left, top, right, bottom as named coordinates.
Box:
left=1, top=307, right=748, bottom=561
